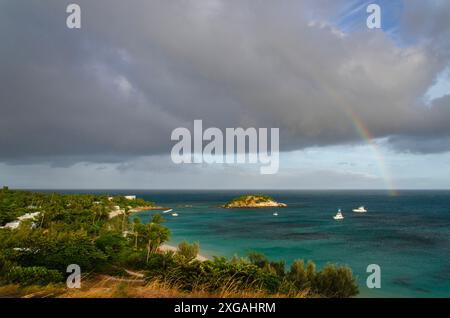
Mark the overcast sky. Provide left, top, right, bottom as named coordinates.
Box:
left=1, top=0, right=449, bottom=189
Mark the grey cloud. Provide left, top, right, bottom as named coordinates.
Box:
left=387, top=135, right=450, bottom=154
left=399, top=0, right=450, bottom=58
left=386, top=95, right=450, bottom=153
left=0, top=0, right=450, bottom=165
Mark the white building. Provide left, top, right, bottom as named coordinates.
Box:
left=125, top=195, right=136, bottom=200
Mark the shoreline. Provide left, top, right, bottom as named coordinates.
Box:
left=159, top=244, right=210, bottom=262
left=109, top=206, right=166, bottom=219
left=131, top=207, right=210, bottom=262
left=129, top=206, right=166, bottom=212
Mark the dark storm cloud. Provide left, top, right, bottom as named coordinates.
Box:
left=0, top=0, right=450, bottom=165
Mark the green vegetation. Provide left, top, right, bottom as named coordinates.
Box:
left=224, top=194, right=287, bottom=208
left=0, top=188, right=162, bottom=286
left=176, top=241, right=200, bottom=263
left=5, top=266, right=63, bottom=286
left=142, top=248, right=358, bottom=297
left=110, top=196, right=156, bottom=209
left=0, top=188, right=358, bottom=298
left=228, top=194, right=273, bottom=204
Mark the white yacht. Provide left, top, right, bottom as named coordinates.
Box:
left=333, top=209, right=344, bottom=220
left=163, top=209, right=173, bottom=214
left=171, top=213, right=178, bottom=217
left=352, top=206, right=367, bottom=213
left=273, top=212, right=278, bottom=216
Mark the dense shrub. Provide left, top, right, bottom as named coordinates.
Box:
left=288, top=260, right=309, bottom=291
left=175, top=241, right=199, bottom=263
left=5, top=266, right=63, bottom=286
left=0, top=253, right=14, bottom=283
left=144, top=251, right=359, bottom=297
left=144, top=254, right=281, bottom=294
left=145, top=252, right=177, bottom=278
left=247, top=251, right=269, bottom=268
left=7, top=229, right=107, bottom=272
left=121, top=250, right=150, bottom=270
left=196, top=257, right=271, bottom=291
left=148, top=253, right=358, bottom=297
left=95, top=233, right=128, bottom=260
left=315, top=264, right=359, bottom=297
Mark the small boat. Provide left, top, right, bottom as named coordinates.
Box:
left=171, top=213, right=178, bottom=217
left=333, top=209, right=344, bottom=220
left=352, top=206, right=367, bottom=213
left=163, top=209, right=173, bottom=214
left=273, top=212, right=278, bottom=216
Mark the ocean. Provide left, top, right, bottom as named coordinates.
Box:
left=65, top=190, right=450, bottom=297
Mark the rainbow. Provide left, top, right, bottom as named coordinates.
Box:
left=344, top=107, right=398, bottom=196
left=299, top=71, right=398, bottom=195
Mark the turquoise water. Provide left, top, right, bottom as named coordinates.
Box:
left=66, top=189, right=450, bottom=297
left=128, top=190, right=450, bottom=298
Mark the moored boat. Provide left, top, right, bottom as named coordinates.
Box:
left=352, top=206, right=367, bottom=213
left=333, top=209, right=344, bottom=220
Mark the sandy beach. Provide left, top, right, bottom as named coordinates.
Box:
left=108, top=206, right=166, bottom=219
left=159, top=244, right=209, bottom=262
left=107, top=206, right=210, bottom=261
left=129, top=206, right=166, bottom=213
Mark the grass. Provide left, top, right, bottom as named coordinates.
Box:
left=0, top=283, right=66, bottom=298
left=0, top=275, right=310, bottom=298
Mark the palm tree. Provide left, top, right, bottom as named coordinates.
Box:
left=142, top=214, right=170, bottom=263
left=121, top=206, right=130, bottom=232
left=132, top=218, right=143, bottom=250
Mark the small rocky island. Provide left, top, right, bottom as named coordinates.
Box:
left=223, top=195, right=287, bottom=208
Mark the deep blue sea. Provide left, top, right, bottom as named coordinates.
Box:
left=60, top=190, right=450, bottom=297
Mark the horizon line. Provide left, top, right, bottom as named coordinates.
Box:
left=6, top=188, right=450, bottom=192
